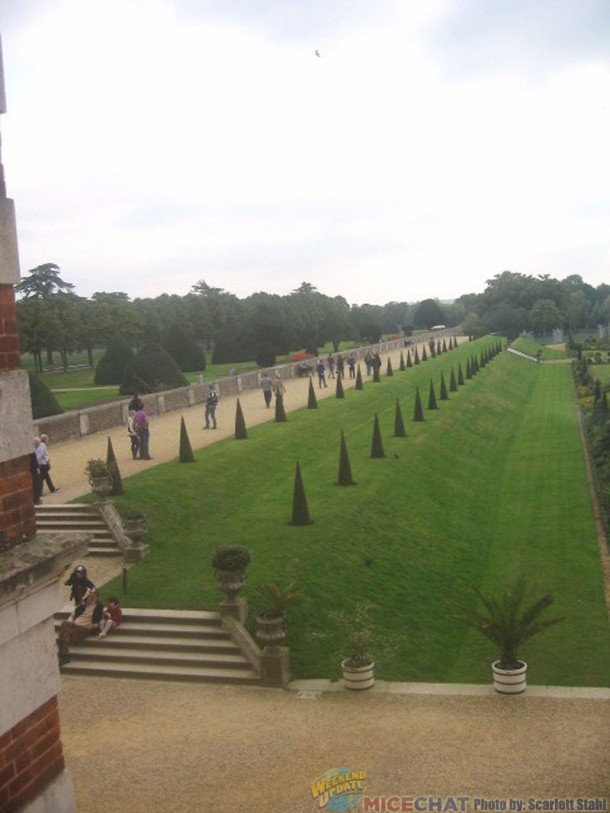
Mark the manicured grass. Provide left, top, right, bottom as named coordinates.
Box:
left=96, top=338, right=610, bottom=686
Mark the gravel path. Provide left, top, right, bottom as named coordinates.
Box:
left=59, top=678, right=609, bottom=813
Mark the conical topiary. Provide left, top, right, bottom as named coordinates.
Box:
left=355, top=364, right=363, bottom=390
left=393, top=398, right=406, bottom=437
left=235, top=398, right=248, bottom=439
left=307, top=378, right=318, bottom=409
left=290, top=461, right=312, bottom=526
left=106, top=436, right=124, bottom=495
left=449, top=367, right=457, bottom=392
left=386, top=358, right=393, bottom=376
left=179, top=416, right=195, bottom=462
left=428, top=379, right=438, bottom=410
left=370, top=413, right=385, bottom=458
left=275, top=393, right=287, bottom=422
left=439, top=371, right=448, bottom=400
left=336, top=375, right=345, bottom=398
left=413, top=387, right=425, bottom=422
left=399, top=352, right=405, bottom=371
left=337, top=430, right=356, bottom=486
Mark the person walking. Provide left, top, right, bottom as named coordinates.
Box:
left=133, top=406, right=151, bottom=459
left=127, top=410, right=140, bottom=459
left=204, top=384, right=219, bottom=429
left=34, top=435, right=58, bottom=493
left=316, top=359, right=327, bottom=389
left=260, top=372, right=273, bottom=408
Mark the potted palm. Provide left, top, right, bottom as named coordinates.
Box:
left=253, top=581, right=304, bottom=652
left=463, top=577, right=563, bottom=694
left=211, top=544, right=251, bottom=601
left=327, top=603, right=393, bottom=691
left=85, top=459, right=114, bottom=500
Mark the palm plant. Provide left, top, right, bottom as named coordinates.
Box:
left=464, top=577, right=563, bottom=669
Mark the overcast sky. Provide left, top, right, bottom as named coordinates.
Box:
left=1, top=0, right=609, bottom=305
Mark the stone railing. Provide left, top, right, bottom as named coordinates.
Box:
left=32, top=335, right=441, bottom=444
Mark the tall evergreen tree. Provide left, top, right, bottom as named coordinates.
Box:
left=106, top=436, right=124, bottom=495
left=393, top=398, right=406, bottom=437
left=178, top=416, right=196, bottom=462
left=307, top=378, right=318, bottom=409
left=413, top=387, right=425, bottom=422
left=428, top=379, right=438, bottom=410
left=370, top=413, right=385, bottom=458
left=275, top=393, right=287, bottom=421
left=337, top=430, right=356, bottom=486
left=290, top=461, right=312, bottom=526
left=235, top=398, right=248, bottom=439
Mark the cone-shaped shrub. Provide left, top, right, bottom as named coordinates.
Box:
left=406, top=350, right=413, bottom=368
left=95, top=334, right=134, bottom=385
left=386, top=358, right=393, bottom=376
left=106, top=436, right=124, bottom=495
left=413, top=387, right=425, bottom=422
left=307, top=378, right=318, bottom=409
left=290, top=461, right=312, bottom=525
left=179, top=416, right=195, bottom=462
left=428, top=379, right=438, bottom=410
left=355, top=364, right=363, bottom=391
left=449, top=367, right=457, bottom=392
left=422, top=346, right=428, bottom=361
left=337, top=430, right=356, bottom=486
left=275, top=393, right=287, bottom=421
left=439, top=371, right=448, bottom=400
left=28, top=372, right=63, bottom=419
left=399, top=352, right=405, bottom=371
left=458, top=363, right=465, bottom=386
left=235, top=398, right=248, bottom=439
left=393, top=398, right=406, bottom=437
left=336, top=375, right=345, bottom=398
left=370, top=413, right=385, bottom=458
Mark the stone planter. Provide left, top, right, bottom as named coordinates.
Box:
left=215, top=569, right=246, bottom=602
left=492, top=660, right=527, bottom=694
left=255, top=613, right=287, bottom=651
left=122, top=518, right=148, bottom=543
left=89, top=475, right=113, bottom=501
left=341, top=659, right=375, bottom=691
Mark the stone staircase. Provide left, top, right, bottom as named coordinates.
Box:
left=54, top=607, right=260, bottom=685
left=36, top=504, right=121, bottom=557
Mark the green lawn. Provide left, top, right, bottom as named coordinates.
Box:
left=87, top=338, right=610, bottom=686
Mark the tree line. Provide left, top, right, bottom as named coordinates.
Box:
left=15, top=264, right=610, bottom=372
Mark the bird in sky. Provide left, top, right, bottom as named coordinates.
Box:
left=315, top=50, right=321, bottom=57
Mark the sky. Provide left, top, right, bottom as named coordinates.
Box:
left=1, top=0, right=610, bottom=306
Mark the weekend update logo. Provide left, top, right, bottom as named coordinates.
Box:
left=311, top=767, right=367, bottom=810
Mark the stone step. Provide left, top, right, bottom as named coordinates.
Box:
left=59, top=658, right=259, bottom=684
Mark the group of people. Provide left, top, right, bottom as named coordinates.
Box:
left=56, top=565, right=123, bottom=665
left=127, top=393, right=152, bottom=460
left=30, top=434, right=59, bottom=504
